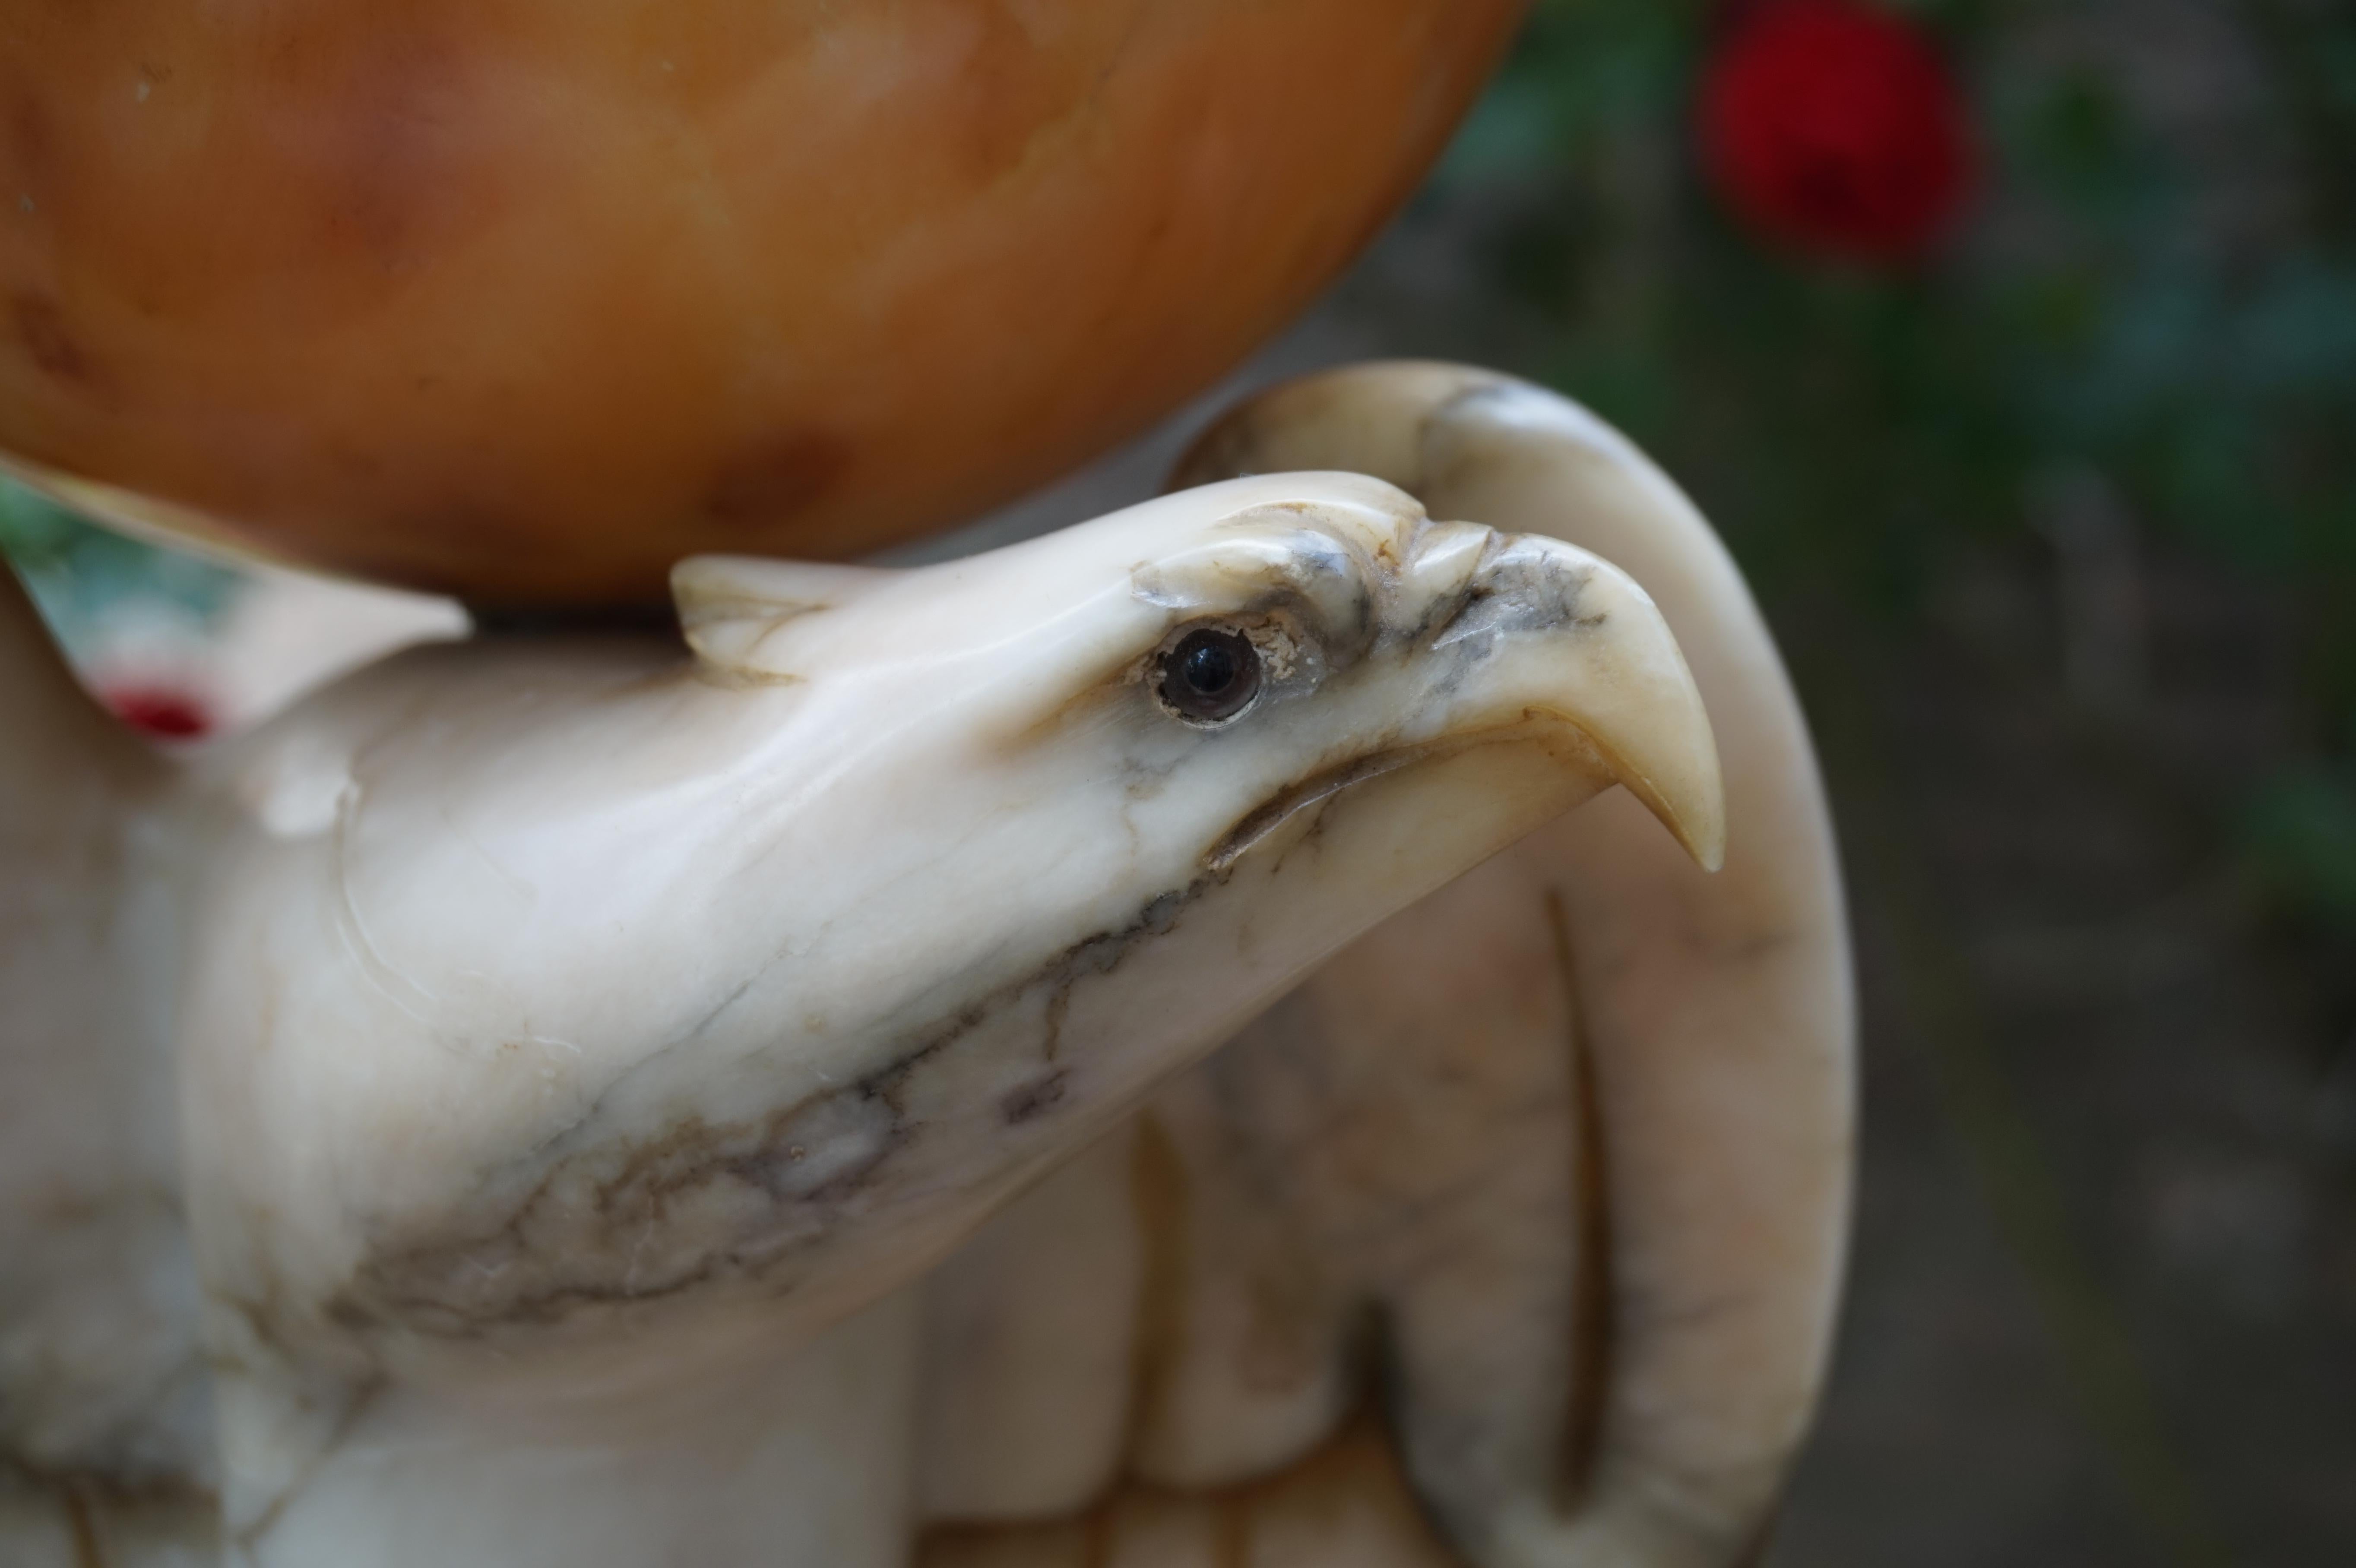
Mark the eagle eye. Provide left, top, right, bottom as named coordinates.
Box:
left=1159, top=627, right=1262, bottom=724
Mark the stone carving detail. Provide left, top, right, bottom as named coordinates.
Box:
left=0, top=365, right=1851, bottom=1568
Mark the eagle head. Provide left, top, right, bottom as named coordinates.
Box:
left=184, top=470, right=1720, bottom=1405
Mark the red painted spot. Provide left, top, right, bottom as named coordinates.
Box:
left=104, top=685, right=214, bottom=739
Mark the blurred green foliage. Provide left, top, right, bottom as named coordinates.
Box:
left=1431, top=0, right=2356, bottom=940
left=2247, top=770, right=2356, bottom=928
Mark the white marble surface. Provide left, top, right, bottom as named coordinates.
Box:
left=0, top=365, right=1849, bottom=1568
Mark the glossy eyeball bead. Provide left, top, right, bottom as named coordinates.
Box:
left=1159, top=627, right=1262, bottom=724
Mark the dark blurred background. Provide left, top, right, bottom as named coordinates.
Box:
left=7, top=0, right=2353, bottom=1561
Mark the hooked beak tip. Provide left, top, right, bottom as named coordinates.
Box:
left=1586, top=728, right=1726, bottom=874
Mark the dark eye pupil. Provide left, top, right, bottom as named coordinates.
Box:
left=1161, top=628, right=1262, bottom=722
left=1181, top=639, right=1237, bottom=693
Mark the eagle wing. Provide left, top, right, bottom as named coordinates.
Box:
left=910, top=364, right=1853, bottom=1568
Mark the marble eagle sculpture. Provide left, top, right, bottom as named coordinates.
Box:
left=0, top=365, right=1852, bottom=1568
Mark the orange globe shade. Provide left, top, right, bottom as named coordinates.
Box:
left=0, top=1, right=1525, bottom=603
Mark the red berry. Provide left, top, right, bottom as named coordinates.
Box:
left=1699, top=0, right=1976, bottom=264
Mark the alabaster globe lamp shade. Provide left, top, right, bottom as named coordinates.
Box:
left=0, top=0, right=1525, bottom=603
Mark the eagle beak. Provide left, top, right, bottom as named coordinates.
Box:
left=1434, top=531, right=1726, bottom=873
